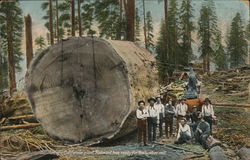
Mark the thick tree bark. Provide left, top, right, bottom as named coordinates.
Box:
left=24, top=14, right=33, bottom=69
left=77, top=0, right=82, bottom=36
left=49, top=0, right=54, bottom=45
left=6, top=9, right=16, bottom=95
left=142, top=0, right=147, bottom=49
left=71, top=0, right=75, bottom=36
left=25, top=37, right=158, bottom=143
left=124, top=0, right=135, bottom=41
left=56, top=0, right=60, bottom=42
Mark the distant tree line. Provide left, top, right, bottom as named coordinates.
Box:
left=156, top=0, right=249, bottom=82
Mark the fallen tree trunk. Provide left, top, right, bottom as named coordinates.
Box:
left=7, top=114, right=35, bottom=120
left=25, top=37, right=159, bottom=143
left=213, top=103, right=250, bottom=108
left=0, top=123, right=40, bottom=131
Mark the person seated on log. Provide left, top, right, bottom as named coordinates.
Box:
left=147, top=97, right=159, bottom=143
left=164, top=99, right=175, bottom=138
left=175, top=119, right=192, bottom=144
left=175, top=98, right=188, bottom=132
left=201, top=98, right=216, bottom=134
left=155, top=96, right=165, bottom=138
left=136, top=100, right=149, bottom=146
left=195, top=114, right=211, bottom=148
left=187, top=106, right=200, bottom=138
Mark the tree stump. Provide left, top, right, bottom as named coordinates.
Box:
left=209, top=146, right=228, bottom=160
left=25, top=37, right=159, bottom=143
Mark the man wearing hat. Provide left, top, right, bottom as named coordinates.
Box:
left=164, top=99, right=175, bottom=138
left=155, top=96, right=165, bottom=138
left=136, top=100, right=149, bottom=146
left=201, top=98, right=215, bottom=134
left=175, top=98, right=188, bottom=131
left=195, top=114, right=211, bottom=148
left=147, top=97, right=159, bottom=143
left=175, top=119, right=192, bottom=144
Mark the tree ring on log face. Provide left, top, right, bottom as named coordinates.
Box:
left=25, top=37, right=131, bottom=142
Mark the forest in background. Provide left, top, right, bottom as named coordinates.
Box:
left=0, top=0, right=249, bottom=94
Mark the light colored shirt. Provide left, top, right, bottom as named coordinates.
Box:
left=177, top=124, right=191, bottom=140
left=196, top=80, right=201, bottom=87
left=201, top=104, right=214, bottom=117
left=176, top=103, right=188, bottom=116
left=136, top=108, right=149, bottom=119
left=147, top=105, right=159, bottom=120
left=155, top=102, right=165, bottom=117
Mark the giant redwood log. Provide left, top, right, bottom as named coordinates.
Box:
left=25, top=37, right=159, bottom=143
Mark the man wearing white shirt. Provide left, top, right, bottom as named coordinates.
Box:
left=175, top=99, right=188, bottom=131
left=175, top=119, right=191, bottom=144
left=155, top=96, right=165, bottom=138
left=201, top=98, right=215, bottom=133
left=147, top=97, right=158, bottom=143
left=136, top=100, right=148, bottom=146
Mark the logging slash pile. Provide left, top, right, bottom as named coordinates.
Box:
left=201, top=66, right=250, bottom=147
left=0, top=92, right=57, bottom=152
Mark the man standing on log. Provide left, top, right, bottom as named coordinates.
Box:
left=175, top=99, right=188, bottom=131
left=136, top=100, right=148, bottom=146
left=195, top=115, right=211, bottom=148
left=201, top=98, right=215, bottom=134
left=147, top=98, right=158, bottom=143
left=175, top=119, right=191, bottom=144
left=155, top=96, right=165, bottom=138
left=164, top=99, right=175, bottom=138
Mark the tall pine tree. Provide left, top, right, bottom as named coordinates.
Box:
left=213, top=31, right=227, bottom=70
left=197, top=0, right=218, bottom=73
left=179, top=0, right=195, bottom=66
left=135, top=7, right=141, bottom=41
left=94, top=0, right=124, bottom=40
left=145, top=11, right=154, bottom=53
left=0, top=2, right=23, bottom=93
left=156, top=20, right=168, bottom=82
left=167, top=0, right=180, bottom=69
left=227, top=13, right=247, bottom=68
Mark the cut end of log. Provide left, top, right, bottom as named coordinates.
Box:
left=25, top=37, right=159, bottom=143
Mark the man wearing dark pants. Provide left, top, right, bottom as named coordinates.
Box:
left=155, top=96, right=165, bottom=138
left=147, top=97, right=159, bottom=143
left=195, top=115, right=211, bottom=148
left=164, top=99, right=175, bottom=138
left=136, top=100, right=149, bottom=146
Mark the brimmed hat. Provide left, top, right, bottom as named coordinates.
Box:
left=138, top=100, right=145, bottom=105
left=148, top=97, right=156, bottom=103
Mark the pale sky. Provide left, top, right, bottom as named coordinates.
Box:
left=15, top=0, right=249, bottom=88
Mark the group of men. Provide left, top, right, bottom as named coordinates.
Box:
left=136, top=96, right=216, bottom=148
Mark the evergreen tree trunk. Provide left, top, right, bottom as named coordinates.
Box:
left=77, top=0, right=82, bottom=36
left=0, top=50, right=3, bottom=89
left=164, top=0, right=168, bottom=61
left=6, top=10, right=16, bottom=95
left=142, top=0, right=147, bottom=49
left=49, top=0, right=54, bottom=45
left=56, top=0, right=60, bottom=42
left=124, top=0, right=135, bottom=41
left=71, top=0, right=75, bottom=36
left=24, top=14, right=33, bottom=69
